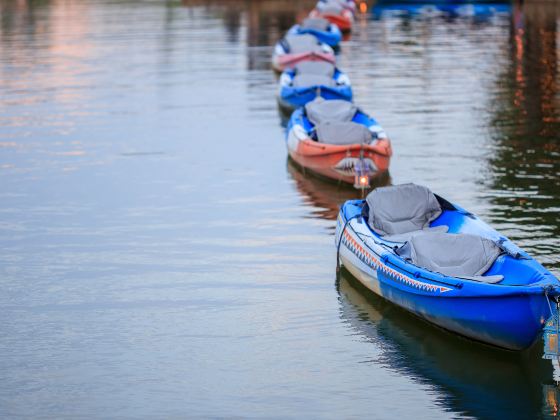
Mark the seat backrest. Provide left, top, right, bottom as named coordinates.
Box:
left=284, top=34, right=322, bottom=54
left=318, top=0, right=344, bottom=14
left=366, top=183, right=441, bottom=236
left=294, top=61, right=335, bottom=77
left=315, top=122, right=371, bottom=145
left=396, top=232, right=501, bottom=277
left=292, top=73, right=335, bottom=88
left=305, top=97, right=357, bottom=125
left=301, top=17, right=331, bottom=31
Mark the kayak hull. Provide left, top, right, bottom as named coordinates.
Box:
left=287, top=138, right=391, bottom=184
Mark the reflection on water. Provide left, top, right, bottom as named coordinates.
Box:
left=1, top=0, right=560, bottom=418
left=486, top=1, right=560, bottom=272
left=182, top=0, right=318, bottom=70
left=338, top=270, right=560, bottom=419
left=287, top=157, right=391, bottom=221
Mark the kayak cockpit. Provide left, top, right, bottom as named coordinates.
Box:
left=302, top=98, right=385, bottom=145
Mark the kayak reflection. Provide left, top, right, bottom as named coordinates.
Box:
left=287, top=157, right=390, bottom=220
left=337, top=269, right=560, bottom=419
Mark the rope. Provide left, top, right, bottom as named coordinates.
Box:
left=545, top=289, right=560, bottom=357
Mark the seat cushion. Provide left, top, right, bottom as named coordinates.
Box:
left=294, top=61, right=335, bottom=77
left=283, top=34, right=323, bottom=54
left=366, top=183, right=441, bottom=236
left=305, top=97, right=357, bottom=125
left=301, top=17, right=331, bottom=31
left=316, top=122, right=371, bottom=145
left=396, top=232, right=502, bottom=278
left=383, top=225, right=448, bottom=243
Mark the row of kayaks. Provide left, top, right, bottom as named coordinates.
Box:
left=272, top=0, right=391, bottom=189
left=270, top=2, right=560, bottom=353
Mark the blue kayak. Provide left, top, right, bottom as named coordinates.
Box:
left=336, top=183, right=560, bottom=350
left=287, top=17, right=342, bottom=48
left=278, top=62, right=352, bottom=111
left=374, top=0, right=509, bottom=4
left=373, top=3, right=511, bottom=19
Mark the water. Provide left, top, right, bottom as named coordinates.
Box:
left=1, top=0, right=559, bottom=418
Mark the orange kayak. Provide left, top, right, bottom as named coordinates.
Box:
left=286, top=98, right=392, bottom=186
left=288, top=138, right=392, bottom=184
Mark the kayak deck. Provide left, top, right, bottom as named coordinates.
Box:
left=340, top=199, right=556, bottom=288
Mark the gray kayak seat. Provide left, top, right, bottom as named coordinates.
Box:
left=396, top=232, right=503, bottom=283
left=380, top=225, right=448, bottom=243
left=284, top=34, right=323, bottom=54
left=294, top=61, right=335, bottom=77
left=301, top=17, right=331, bottom=31
left=318, top=1, right=344, bottom=14
left=316, top=122, right=371, bottom=145
left=305, top=97, right=357, bottom=126
left=292, top=73, right=335, bottom=88
left=366, top=183, right=445, bottom=238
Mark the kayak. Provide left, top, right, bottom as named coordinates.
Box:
left=278, top=61, right=352, bottom=112
left=373, top=3, right=511, bottom=19
left=272, top=34, right=335, bottom=73
left=286, top=97, right=391, bottom=185
left=310, top=0, right=354, bottom=33
left=335, top=183, right=560, bottom=350
left=287, top=17, right=342, bottom=48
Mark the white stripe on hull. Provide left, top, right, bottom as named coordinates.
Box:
left=340, top=247, right=383, bottom=297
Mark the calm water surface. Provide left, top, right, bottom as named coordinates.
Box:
left=1, top=0, right=560, bottom=418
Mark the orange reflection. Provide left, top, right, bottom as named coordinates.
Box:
left=359, top=2, right=367, bottom=14
left=287, top=158, right=390, bottom=221
left=0, top=0, right=93, bottom=112
left=509, top=1, right=559, bottom=138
